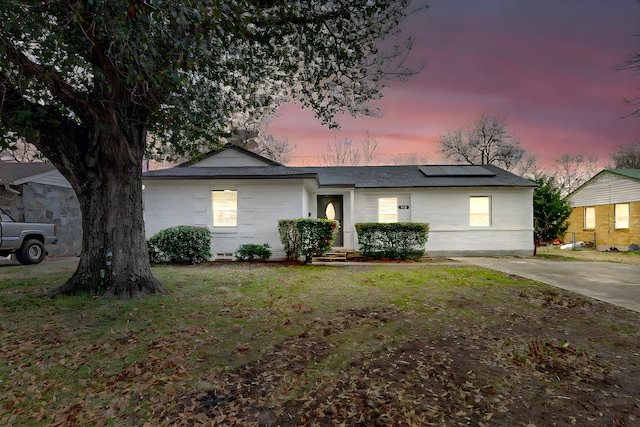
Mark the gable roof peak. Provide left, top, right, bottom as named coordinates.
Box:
left=566, top=168, right=640, bottom=198
left=178, top=143, right=282, bottom=167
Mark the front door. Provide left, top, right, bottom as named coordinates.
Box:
left=317, top=195, right=343, bottom=247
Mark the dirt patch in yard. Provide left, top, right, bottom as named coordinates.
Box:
left=160, top=292, right=639, bottom=426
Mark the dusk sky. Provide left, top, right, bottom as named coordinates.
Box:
left=267, top=0, right=640, bottom=168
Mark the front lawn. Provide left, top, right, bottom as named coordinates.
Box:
left=1, top=261, right=638, bottom=426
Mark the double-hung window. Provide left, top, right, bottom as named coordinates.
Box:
left=212, top=190, right=237, bottom=227
left=584, top=207, right=595, bottom=229
left=469, top=196, right=491, bottom=226
left=378, top=198, right=398, bottom=223
left=615, top=203, right=629, bottom=229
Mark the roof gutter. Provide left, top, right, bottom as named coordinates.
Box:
left=143, top=173, right=319, bottom=180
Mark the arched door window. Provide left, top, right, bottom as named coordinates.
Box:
left=325, top=202, right=336, bottom=220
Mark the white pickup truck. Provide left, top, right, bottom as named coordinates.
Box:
left=0, top=208, right=58, bottom=264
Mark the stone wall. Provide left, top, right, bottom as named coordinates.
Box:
left=22, top=183, right=82, bottom=257
left=0, top=186, right=24, bottom=219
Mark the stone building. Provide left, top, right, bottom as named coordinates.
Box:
left=0, top=161, right=82, bottom=257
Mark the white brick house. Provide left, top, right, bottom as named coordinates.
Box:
left=142, top=146, right=536, bottom=259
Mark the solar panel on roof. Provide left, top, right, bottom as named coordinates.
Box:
left=419, top=165, right=496, bottom=177
left=465, top=166, right=496, bottom=176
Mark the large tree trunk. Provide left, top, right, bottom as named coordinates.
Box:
left=46, top=127, right=166, bottom=299
left=1, top=21, right=165, bottom=299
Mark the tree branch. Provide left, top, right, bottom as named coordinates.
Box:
left=0, top=72, right=82, bottom=159
left=70, top=0, right=117, bottom=79
left=0, top=32, right=92, bottom=122
left=619, top=52, right=640, bottom=117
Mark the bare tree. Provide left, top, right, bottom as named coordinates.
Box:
left=322, top=139, right=361, bottom=165
left=552, top=153, right=600, bottom=196
left=509, top=153, right=542, bottom=181
left=438, top=114, right=529, bottom=172
left=621, top=51, right=640, bottom=117
left=360, top=134, right=380, bottom=166
left=610, top=143, right=640, bottom=169
left=393, top=152, right=428, bottom=165
left=252, top=134, right=295, bottom=164
left=224, top=129, right=295, bottom=164
left=322, top=135, right=379, bottom=166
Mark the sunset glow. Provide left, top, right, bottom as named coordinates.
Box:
left=267, top=0, right=640, bottom=168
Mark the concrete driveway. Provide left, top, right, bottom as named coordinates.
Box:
left=454, top=257, right=640, bottom=313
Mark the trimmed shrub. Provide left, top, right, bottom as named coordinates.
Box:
left=297, top=219, right=339, bottom=263
left=279, top=219, right=338, bottom=263
left=147, top=225, right=212, bottom=264
left=235, top=243, right=272, bottom=261
left=355, top=222, right=429, bottom=260
left=278, top=220, right=300, bottom=261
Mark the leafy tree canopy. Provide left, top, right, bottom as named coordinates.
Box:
left=1, top=0, right=419, bottom=158
left=0, top=0, right=422, bottom=299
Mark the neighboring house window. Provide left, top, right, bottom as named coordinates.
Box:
left=469, top=196, right=491, bottom=226
left=378, top=197, right=398, bottom=223
left=615, top=203, right=629, bottom=229
left=584, top=207, right=595, bottom=229
left=212, top=190, right=237, bottom=227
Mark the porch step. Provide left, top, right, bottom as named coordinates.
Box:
left=312, top=251, right=348, bottom=262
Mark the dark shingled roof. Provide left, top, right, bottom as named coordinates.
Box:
left=0, top=161, right=56, bottom=183
left=143, top=164, right=536, bottom=188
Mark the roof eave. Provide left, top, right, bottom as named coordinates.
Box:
left=143, top=173, right=318, bottom=180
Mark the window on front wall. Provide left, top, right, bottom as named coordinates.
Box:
left=584, top=207, right=595, bottom=229
left=469, top=196, right=490, bottom=226
left=212, top=190, right=237, bottom=227
left=615, top=203, right=629, bottom=229
left=378, top=197, right=398, bottom=223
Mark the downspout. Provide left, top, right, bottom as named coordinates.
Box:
left=3, top=183, right=21, bottom=195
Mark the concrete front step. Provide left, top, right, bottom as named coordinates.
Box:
left=312, top=251, right=349, bottom=262
left=312, top=249, right=357, bottom=262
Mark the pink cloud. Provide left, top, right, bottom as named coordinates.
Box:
left=267, top=0, right=640, bottom=169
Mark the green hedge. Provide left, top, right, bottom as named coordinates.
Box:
left=235, top=243, right=272, bottom=261
left=279, top=219, right=338, bottom=263
left=147, top=225, right=212, bottom=264
left=355, top=222, right=429, bottom=260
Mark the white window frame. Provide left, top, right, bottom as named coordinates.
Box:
left=469, top=196, right=491, bottom=227
left=584, top=207, right=595, bottom=229
left=212, top=190, right=237, bottom=228
left=378, top=197, right=398, bottom=223
left=614, top=203, right=629, bottom=229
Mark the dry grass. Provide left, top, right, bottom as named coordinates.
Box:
left=536, top=245, right=640, bottom=265
left=1, top=260, right=639, bottom=426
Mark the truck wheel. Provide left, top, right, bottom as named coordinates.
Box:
left=15, top=239, right=46, bottom=265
